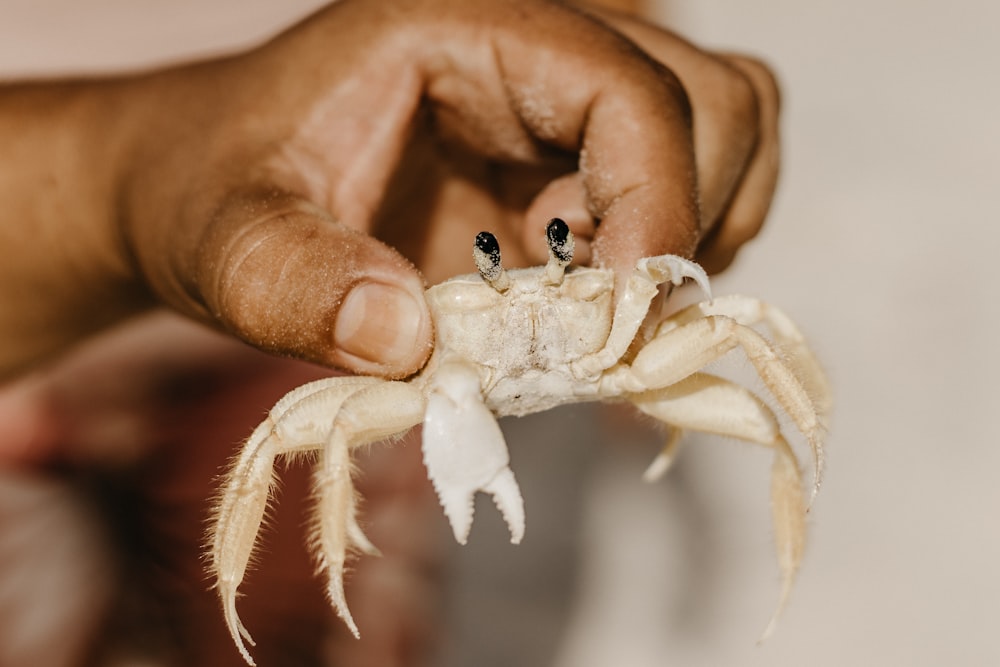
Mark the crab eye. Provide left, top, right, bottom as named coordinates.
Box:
left=546, top=218, right=574, bottom=264
left=474, top=232, right=501, bottom=275
left=542, top=218, right=575, bottom=285
left=473, top=231, right=511, bottom=291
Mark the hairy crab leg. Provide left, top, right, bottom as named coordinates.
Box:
left=210, top=376, right=381, bottom=666
left=313, top=381, right=426, bottom=638
left=658, top=295, right=829, bottom=403
left=629, top=314, right=824, bottom=503
left=658, top=294, right=831, bottom=486
left=628, top=372, right=806, bottom=637
left=640, top=425, right=685, bottom=483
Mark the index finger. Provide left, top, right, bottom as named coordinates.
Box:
left=492, top=4, right=701, bottom=276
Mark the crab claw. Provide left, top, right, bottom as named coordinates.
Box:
left=422, top=360, right=525, bottom=544
left=635, top=254, right=712, bottom=301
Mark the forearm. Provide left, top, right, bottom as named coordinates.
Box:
left=0, top=80, right=148, bottom=378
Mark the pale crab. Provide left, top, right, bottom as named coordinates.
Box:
left=210, top=219, right=829, bottom=665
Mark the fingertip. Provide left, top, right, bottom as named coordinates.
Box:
left=331, top=274, right=433, bottom=379
left=592, top=187, right=700, bottom=272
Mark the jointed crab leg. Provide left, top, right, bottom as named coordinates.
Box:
left=572, top=254, right=711, bottom=378
left=210, top=376, right=381, bottom=666
left=313, top=382, right=426, bottom=637
left=659, top=295, right=831, bottom=494
left=632, top=372, right=791, bottom=457
left=640, top=426, right=684, bottom=483
left=631, top=313, right=824, bottom=501
left=629, top=372, right=806, bottom=635
left=662, top=295, right=831, bottom=412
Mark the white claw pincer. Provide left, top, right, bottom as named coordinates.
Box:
left=423, top=360, right=525, bottom=545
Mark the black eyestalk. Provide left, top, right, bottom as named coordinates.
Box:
left=544, top=217, right=575, bottom=284
left=473, top=231, right=511, bottom=291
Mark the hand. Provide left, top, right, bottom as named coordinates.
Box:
left=0, top=0, right=779, bottom=381
left=582, top=4, right=780, bottom=274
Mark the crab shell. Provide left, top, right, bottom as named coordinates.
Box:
left=424, top=264, right=614, bottom=416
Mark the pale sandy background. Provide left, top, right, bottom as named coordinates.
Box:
left=1, top=1, right=997, bottom=665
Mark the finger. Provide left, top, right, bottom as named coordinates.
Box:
left=479, top=6, right=701, bottom=279
left=575, top=53, right=700, bottom=275
left=696, top=55, right=781, bottom=273
left=165, top=189, right=433, bottom=379
left=597, top=15, right=763, bottom=228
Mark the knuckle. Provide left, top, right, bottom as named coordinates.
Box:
left=696, top=60, right=763, bottom=159
left=697, top=63, right=763, bottom=199
left=727, top=55, right=782, bottom=117
left=648, top=60, right=695, bottom=130
left=721, top=63, right=762, bottom=130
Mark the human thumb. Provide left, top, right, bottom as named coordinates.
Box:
left=174, top=190, right=432, bottom=379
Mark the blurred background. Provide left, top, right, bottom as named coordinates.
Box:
left=1, top=0, right=997, bottom=665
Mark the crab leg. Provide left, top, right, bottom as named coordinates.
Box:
left=422, top=360, right=525, bottom=545
left=628, top=372, right=806, bottom=637
left=656, top=295, right=830, bottom=495
left=313, top=381, right=426, bottom=638
left=640, top=425, right=685, bottom=483
left=630, top=314, right=824, bottom=502
left=659, top=294, right=832, bottom=422
left=210, top=376, right=381, bottom=665
left=572, top=254, right=711, bottom=378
